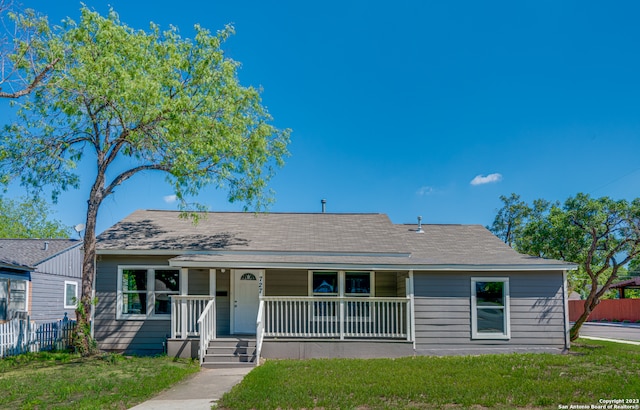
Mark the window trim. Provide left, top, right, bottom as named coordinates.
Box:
left=471, top=277, right=510, bottom=340
left=117, top=266, right=180, bottom=320
left=64, top=281, right=78, bottom=309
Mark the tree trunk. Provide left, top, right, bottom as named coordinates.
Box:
left=73, top=193, right=102, bottom=356
left=569, top=296, right=597, bottom=341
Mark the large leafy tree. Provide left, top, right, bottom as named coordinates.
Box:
left=0, top=7, right=290, bottom=354
left=0, top=1, right=59, bottom=98
left=0, top=196, right=70, bottom=238
left=490, top=193, right=640, bottom=341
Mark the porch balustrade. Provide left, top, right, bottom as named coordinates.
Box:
left=170, top=296, right=214, bottom=339
left=197, top=299, right=216, bottom=364
left=170, top=295, right=412, bottom=342
left=261, top=296, right=411, bottom=340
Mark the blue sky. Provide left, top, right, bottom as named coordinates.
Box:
left=6, top=0, right=640, bottom=234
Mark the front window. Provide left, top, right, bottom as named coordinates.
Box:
left=345, top=272, right=371, bottom=295
left=471, top=278, right=510, bottom=339
left=122, top=269, right=148, bottom=315
left=312, top=272, right=338, bottom=295
left=118, top=267, right=179, bottom=319
left=310, top=271, right=374, bottom=296
left=154, top=270, right=179, bottom=315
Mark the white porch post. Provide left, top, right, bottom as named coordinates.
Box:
left=562, top=269, right=570, bottom=350
left=180, top=268, right=189, bottom=339
left=209, top=269, right=216, bottom=340
left=407, top=270, right=415, bottom=345
left=209, top=269, right=216, bottom=297
left=339, top=271, right=345, bottom=340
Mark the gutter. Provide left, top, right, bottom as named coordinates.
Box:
left=167, top=260, right=577, bottom=272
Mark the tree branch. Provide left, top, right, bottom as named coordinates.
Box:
left=0, top=57, right=59, bottom=98
left=103, top=163, right=170, bottom=197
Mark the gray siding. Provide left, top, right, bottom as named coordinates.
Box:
left=30, top=272, right=79, bottom=324
left=95, top=255, right=176, bottom=354
left=375, top=272, right=398, bottom=297
left=265, top=269, right=308, bottom=296
left=36, top=246, right=83, bottom=279
left=413, top=271, right=567, bottom=355
left=188, top=269, right=209, bottom=295
left=30, top=246, right=82, bottom=324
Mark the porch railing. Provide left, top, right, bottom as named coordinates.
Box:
left=262, top=296, right=411, bottom=340
left=197, top=299, right=216, bottom=364
left=170, top=296, right=214, bottom=339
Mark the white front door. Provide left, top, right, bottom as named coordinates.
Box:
left=233, top=270, right=260, bottom=334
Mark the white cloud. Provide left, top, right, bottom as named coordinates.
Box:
left=470, top=173, right=503, bottom=186
left=416, top=186, right=434, bottom=196
left=163, top=194, right=178, bottom=203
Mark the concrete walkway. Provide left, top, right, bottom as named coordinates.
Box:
left=129, top=367, right=253, bottom=410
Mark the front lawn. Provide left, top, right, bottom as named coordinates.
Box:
left=219, top=339, right=640, bottom=409
left=0, top=351, right=199, bottom=409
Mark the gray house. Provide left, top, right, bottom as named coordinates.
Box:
left=94, top=210, right=575, bottom=366
left=0, top=239, right=82, bottom=324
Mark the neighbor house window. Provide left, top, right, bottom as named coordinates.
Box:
left=64, top=281, right=78, bottom=309
left=471, top=278, right=510, bottom=339
left=0, top=279, right=7, bottom=321
left=0, top=278, right=29, bottom=321
left=118, top=267, right=180, bottom=319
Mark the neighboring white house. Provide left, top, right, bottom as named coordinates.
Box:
left=0, top=239, right=82, bottom=324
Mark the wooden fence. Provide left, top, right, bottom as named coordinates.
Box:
left=569, top=299, right=640, bottom=322
left=0, top=317, right=76, bottom=358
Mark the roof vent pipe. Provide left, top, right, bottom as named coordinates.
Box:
left=417, top=216, right=424, bottom=234
left=43, top=241, right=49, bottom=251
left=321, top=199, right=326, bottom=213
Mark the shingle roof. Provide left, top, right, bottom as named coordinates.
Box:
left=0, top=239, right=81, bottom=269
left=97, top=210, right=573, bottom=269
left=97, top=210, right=409, bottom=254
left=396, top=224, right=567, bottom=266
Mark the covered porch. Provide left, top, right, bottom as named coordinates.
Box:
left=166, top=267, right=415, bottom=362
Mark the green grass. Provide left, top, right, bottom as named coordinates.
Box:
left=219, top=339, right=640, bottom=409
left=0, top=351, right=199, bottom=409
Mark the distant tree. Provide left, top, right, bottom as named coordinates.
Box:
left=628, top=258, right=640, bottom=276
left=0, top=1, right=59, bottom=98
left=0, top=196, right=70, bottom=237
left=490, top=193, right=640, bottom=341
left=488, top=193, right=530, bottom=247
left=0, top=7, right=290, bottom=354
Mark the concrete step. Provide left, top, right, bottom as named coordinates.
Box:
left=206, top=341, right=257, bottom=349
left=203, top=353, right=256, bottom=363
left=201, top=361, right=256, bottom=369
left=202, top=338, right=257, bottom=368
left=206, top=346, right=256, bottom=355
